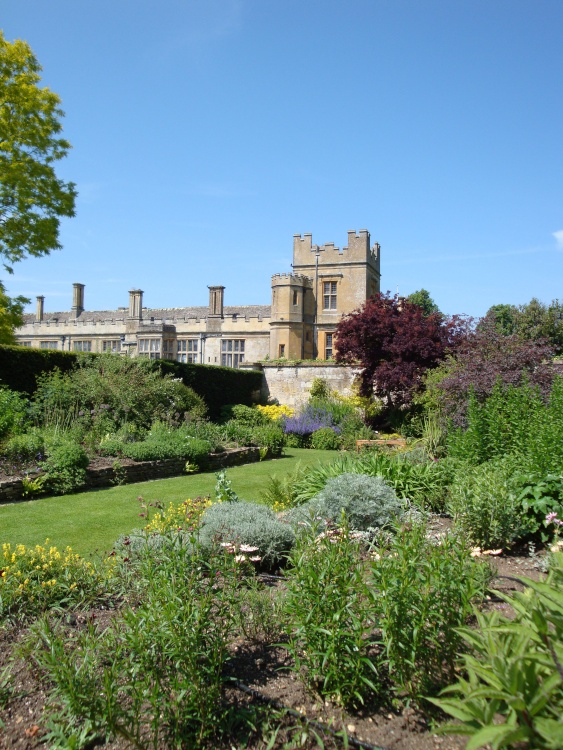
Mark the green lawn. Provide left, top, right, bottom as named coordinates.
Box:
left=0, top=449, right=335, bottom=556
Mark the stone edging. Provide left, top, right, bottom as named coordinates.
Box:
left=0, top=447, right=260, bottom=505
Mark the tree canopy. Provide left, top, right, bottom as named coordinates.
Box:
left=0, top=280, right=27, bottom=344
left=406, top=288, right=440, bottom=317
left=484, top=298, right=563, bottom=355
left=1, top=30, right=76, bottom=269
left=422, top=317, right=555, bottom=427
left=335, top=292, right=466, bottom=408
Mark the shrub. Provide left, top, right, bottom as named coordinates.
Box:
left=370, top=523, right=489, bottom=698
left=284, top=432, right=307, bottom=448
left=3, top=430, right=45, bottom=462
left=0, top=344, right=83, bottom=396
left=97, top=436, right=126, bottom=457
left=446, top=379, right=559, bottom=468
left=31, top=355, right=208, bottom=433
left=516, top=473, right=563, bottom=541
left=220, top=419, right=254, bottom=447
left=155, top=359, right=262, bottom=421
left=198, top=502, right=295, bottom=568
left=250, top=423, right=285, bottom=458
left=308, top=396, right=356, bottom=425
left=430, top=552, right=563, bottom=749
left=121, top=437, right=210, bottom=465
left=309, top=377, right=330, bottom=399
left=181, top=420, right=225, bottom=452
left=448, top=456, right=528, bottom=549
left=433, top=320, right=554, bottom=428
left=229, top=404, right=268, bottom=427
left=43, top=440, right=89, bottom=495
left=283, top=521, right=379, bottom=705
left=0, top=386, right=29, bottom=440
left=310, top=426, right=341, bottom=450
left=290, top=451, right=450, bottom=512
left=290, top=473, right=403, bottom=532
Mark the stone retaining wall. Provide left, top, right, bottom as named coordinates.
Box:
left=255, top=363, right=360, bottom=409
left=0, top=447, right=260, bottom=505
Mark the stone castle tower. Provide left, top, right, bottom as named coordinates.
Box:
left=269, top=229, right=380, bottom=360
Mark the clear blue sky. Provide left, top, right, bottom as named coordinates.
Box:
left=2, top=0, right=562, bottom=318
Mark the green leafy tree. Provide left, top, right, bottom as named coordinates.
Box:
left=0, top=280, right=26, bottom=344
left=484, top=299, right=563, bottom=354
left=483, top=303, right=518, bottom=336
left=406, top=288, right=440, bottom=317
left=0, top=31, right=76, bottom=269
left=0, top=32, right=76, bottom=338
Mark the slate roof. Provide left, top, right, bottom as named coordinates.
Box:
left=22, top=304, right=272, bottom=324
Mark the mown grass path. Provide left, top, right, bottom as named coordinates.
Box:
left=0, top=449, right=335, bottom=555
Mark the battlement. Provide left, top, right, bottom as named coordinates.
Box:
left=293, top=229, right=380, bottom=270
left=271, top=273, right=312, bottom=287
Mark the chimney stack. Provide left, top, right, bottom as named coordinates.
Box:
left=72, top=283, right=85, bottom=318
left=128, top=289, right=143, bottom=320
left=36, top=296, right=44, bottom=322
left=208, top=286, right=225, bottom=318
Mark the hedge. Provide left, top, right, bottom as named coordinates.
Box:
left=0, top=345, right=94, bottom=395
left=154, top=360, right=262, bottom=420
left=0, top=345, right=262, bottom=420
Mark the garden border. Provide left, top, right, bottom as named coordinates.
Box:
left=0, top=447, right=260, bottom=504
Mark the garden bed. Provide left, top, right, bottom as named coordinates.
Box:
left=0, top=447, right=260, bottom=504
left=0, top=541, right=547, bottom=750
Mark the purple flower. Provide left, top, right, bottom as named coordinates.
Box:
left=283, top=405, right=341, bottom=436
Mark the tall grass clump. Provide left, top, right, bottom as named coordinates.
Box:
left=282, top=519, right=379, bottom=706
left=370, top=522, right=489, bottom=699
left=32, top=536, right=244, bottom=748
left=447, top=377, right=563, bottom=476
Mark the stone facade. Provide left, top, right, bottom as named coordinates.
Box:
left=15, top=230, right=381, bottom=367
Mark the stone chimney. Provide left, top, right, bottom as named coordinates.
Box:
left=208, top=286, right=225, bottom=318
left=128, top=289, right=143, bottom=320
left=71, top=283, right=85, bottom=318
left=36, top=296, right=44, bottom=322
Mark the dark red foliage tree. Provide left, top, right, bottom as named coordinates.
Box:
left=335, top=293, right=466, bottom=408
left=436, top=317, right=555, bottom=426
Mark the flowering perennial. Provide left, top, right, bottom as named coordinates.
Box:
left=283, top=405, right=341, bottom=437
left=144, top=496, right=213, bottom=534
left=256, top=404, right=294, bottom=421
left=0, top=541, right=116, bottom=619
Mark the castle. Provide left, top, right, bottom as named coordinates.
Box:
left=15, top=230, right=381, bottom=366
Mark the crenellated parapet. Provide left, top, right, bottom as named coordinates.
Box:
left=271, top=273, right=312, bottom=287
left=292, top=229, right=380, bottom=274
